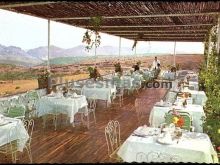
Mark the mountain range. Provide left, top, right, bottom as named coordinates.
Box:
left=0, top=44, right=147, bottom=66
left=0, top=43, right=200, bottom=67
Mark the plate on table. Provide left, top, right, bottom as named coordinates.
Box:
left=71, top=95, right=82, bottom=99
left=0, top=120, right=10, bottom=126
left=47, top=95, right=55, bottom=97
left=156, top=137, right=176, bottom=145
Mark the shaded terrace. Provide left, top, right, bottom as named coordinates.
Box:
left=0, top=1, right=220, bottom=163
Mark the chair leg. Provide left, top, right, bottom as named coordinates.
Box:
left=11, top=152, right=17, bottom=163
left=119, top=96, right=122, bottom=107
left=25, top=144, right=32, bottom=163
left=54, top=115, right=57, bottom=131
left=93, top=111, right=96, bottom=124
left=43, top=115, right=47, bottom=129
left=87, top=113, right=90, bottom=129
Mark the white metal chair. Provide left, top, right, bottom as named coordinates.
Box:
left=23, top=119, right=34, bottom=163
left=78, top=95, right=97, bottom=129
left=104, top=120, right=122, bottom=161
left=0, top=126, right=19, bottom=163
left=43, top=101, right=59, bottom=131
left=113, top=87, right=124, bottom=107
left=134, top=98, right=149, bottom=125
left=6, top=105, right=26, bottom=120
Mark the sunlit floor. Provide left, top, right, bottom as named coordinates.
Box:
left=0, top=87, right=167, bottom=163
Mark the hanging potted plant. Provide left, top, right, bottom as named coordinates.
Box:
left=82, top=16, right=102, bottom=52
left=132, top=40, right=137, bottom=51
left=132, top=33, right=143, bottom=51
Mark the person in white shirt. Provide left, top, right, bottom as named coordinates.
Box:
left=152, top=56, right=160, bottom=70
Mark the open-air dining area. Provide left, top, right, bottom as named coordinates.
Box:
left=0, top=1, right=220, bottom=164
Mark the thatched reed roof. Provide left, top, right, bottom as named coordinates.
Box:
left=1, top=1, right=220, bottom=42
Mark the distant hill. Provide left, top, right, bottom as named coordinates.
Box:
left=0, top=43, right=203, bottom=67
left=0, top=44, right=42, bottom=67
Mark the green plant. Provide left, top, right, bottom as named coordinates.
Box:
left=132, top=40, right=137, bottom=50
left=199, top=25, right=220, bottom=149
left=114, top=62, right=123, bottom=73
left=87, top=66, right=94, bottom=78
left=82, top=16, right=102, bottom=51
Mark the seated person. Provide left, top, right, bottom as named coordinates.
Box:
left=50, top=85, right=63, bottom=96
left=133, top=62, right=140, bottom=72
left=94, top=66, right=102, bottom=80
left=62, top=86, right=69, bottom=97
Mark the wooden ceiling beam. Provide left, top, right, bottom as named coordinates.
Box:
left=100, top=29, right=208, bottom=33
left=81, top=23, right=213, bottom=28
left=51, top=12, right=220, bottom=20
left=109, top=33, right=206, bottom=36
left=0, top=2, right=57, bottom=9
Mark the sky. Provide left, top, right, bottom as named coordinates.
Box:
left=0, top=9, right=204, bottom=54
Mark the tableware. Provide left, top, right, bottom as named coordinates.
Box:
left=0, top=120, right=10, bottom=126
left=157, top=132, right=176, bottom=145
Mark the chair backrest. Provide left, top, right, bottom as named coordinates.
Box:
left=105, top=120, right=120, bottom=156
left=88, top=97, right=96, bottom=110
left=7, top=105, right=26, bottom=120
left=26, top=90, right=39, bottom=101
left=165, top=111, right=192, bottom=131
left=135, top=98, right=148, bottom=117
left=9, top=98, right=19, bottom=107
left=164, top=91, right=177, bottom=103
left=23, top=119, right=34, bottom=145
left=0, top=102, right=9, bottom=114
left=116, top=87, right=124, bottom=95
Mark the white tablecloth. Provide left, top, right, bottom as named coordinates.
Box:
left=117, top=127, right=218, bottom=163
left=36, top=95, right=88, bottom=123
left=183, top=89, right=207, bottom=106
left=149, top=104, right=205, bottom=132
left=160, top=71, right=175, bottom=80
left=81, top=83, right=116, bottom=103
left=0, top=117, right=29, bottom=152
left=188, top=81, right=199, bottom=91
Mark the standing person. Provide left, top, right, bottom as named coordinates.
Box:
left=152, top=56, right=160, bottom=70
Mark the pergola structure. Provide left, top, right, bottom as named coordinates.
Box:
left=0, top=1, right=220, bottom=68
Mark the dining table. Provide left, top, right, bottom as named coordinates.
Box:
left=182, top=88, right=207, bottom=106
left=36, top=94, right=88, bottom=125
left=0, top=117, right=29, bottom=152
left=149, top=104, right=205, bottom=133
left=81, top=82, right=116, bottom=104
left=117, top=126, right=218, bottom=163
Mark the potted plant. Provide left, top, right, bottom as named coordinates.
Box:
left=114, top=62, right=123, bottom=76
left=82, top=16, right=102, bottom=52
left=87, top=66, right=101, bottom=81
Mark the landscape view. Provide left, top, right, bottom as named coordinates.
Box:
left=1, top=1, right=219, bottom=164
left=0, top=42, right=204, bottom=96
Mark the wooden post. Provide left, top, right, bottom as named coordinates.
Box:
left=47, top=19, right=50, bottom=72
left=173, top=41, right=176, bottom=67
left=207, top=31, right=211, bottom=68
left=95, top=37, right=97, bottom=66
left=47, top=19, right=51, bottom=93
left=119, top=37, right=121, bottom=59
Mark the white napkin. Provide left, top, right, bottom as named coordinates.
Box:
left=73, top=93, right=78, bottom=97
left=0, top=114, right=5, bottom=124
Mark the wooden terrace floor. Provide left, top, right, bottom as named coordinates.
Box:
left=0, top=87, right=168, bottom=163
